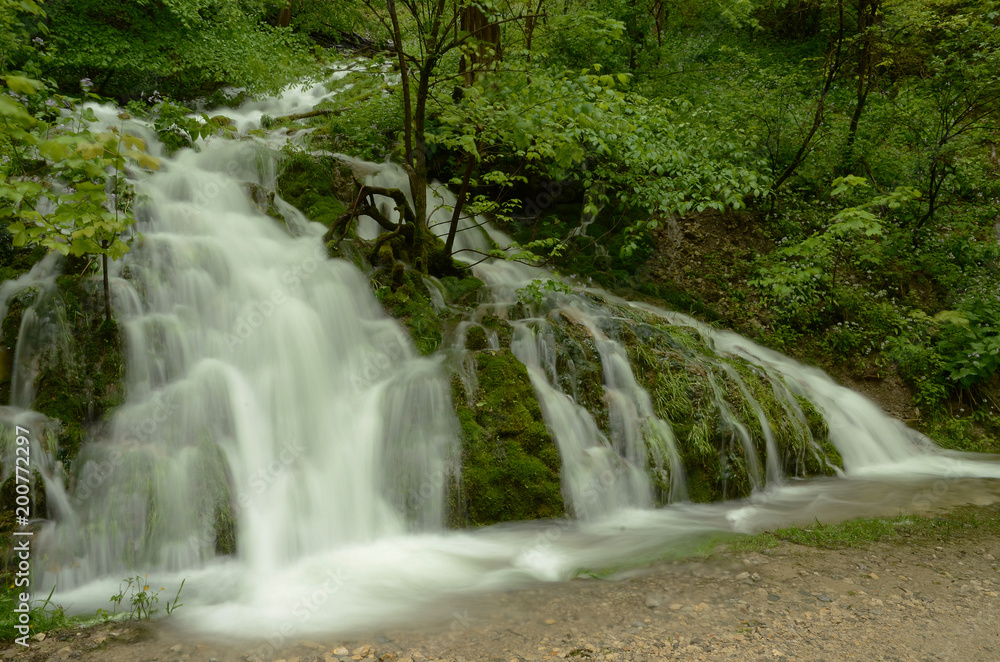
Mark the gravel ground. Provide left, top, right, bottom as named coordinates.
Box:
left=4, top=516, right=999, bottom=662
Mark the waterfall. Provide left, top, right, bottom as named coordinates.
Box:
left=1, top=74, right=998, bottom=640
left=30, top=98, right=459, bottom=591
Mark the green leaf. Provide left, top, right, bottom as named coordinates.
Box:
left=0, top=95, right=31, bottom=121
left=4, top=76, right=45, bottom=95
left=933, top=310, right=970, bottom=327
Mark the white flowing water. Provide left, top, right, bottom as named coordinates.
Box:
left=3, top=77, right=1000, bottom=644
left=0, top=253, right=66, bottom=410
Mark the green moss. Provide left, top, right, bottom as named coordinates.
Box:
left=375, top=269, right=442, bottom=355
left=440, top=275, right=484, bottom=305
left=24, top=278, right=125, bottom=465
left=479, top=313, right=513, bottom=348
left=327, top=238, right=372, bottom=274
left=275, top=153, right=355, bottom=229
left=547, top=316, right=609, bottom=435
left=614, top=302, right=840, bottom=503
left=453, top=351, right=564, bottom=526
left=465, top=325, right=488, bottom=351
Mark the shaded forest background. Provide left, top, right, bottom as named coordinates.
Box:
left=1, top=0, right=999, bottom=451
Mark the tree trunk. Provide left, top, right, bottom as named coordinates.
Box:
left=387, top=0, right=412, bottom=160
left=772, top=0, right=846, bottom=191
left=102, top=251, right=112, bottom=323
left=444, top=154, right=477, bottom=255
left=457, top=3, right=501, bottom=92
left=844, top=0, right=880, bottom=167
left=277, top=0, right=294, bottom=27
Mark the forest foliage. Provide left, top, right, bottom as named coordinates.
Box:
left=0, top=0, right=998, bottom=433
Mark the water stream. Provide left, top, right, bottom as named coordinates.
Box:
left=2, top=75, right=1000, bottom=640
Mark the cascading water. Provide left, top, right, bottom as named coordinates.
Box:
left=29, top=84, right=459, bottom=593
left=3, top=73, right=1000, bottom=641
left=0, top=253, right=68, bottom=411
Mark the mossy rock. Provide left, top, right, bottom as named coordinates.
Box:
left=611, top=302, right=841, bottom=503
left=453, top=350, right=564, bottom=526
left=327, top=238, right=373, bottom=274
left=439, top=275, right=484, bottom=305
left=17, top=278, right=125, bottom=465
left=375, top=268, right=442, bottom=355
left=465, top=325, right=488, bottom=351
left=0, top=273, right=125, bottom=529
left=276, top=153, right=356, bottom=228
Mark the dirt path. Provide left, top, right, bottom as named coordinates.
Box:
left=4, top=513, right=999, bottom=662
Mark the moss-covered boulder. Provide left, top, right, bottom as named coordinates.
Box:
left=615, top=304, right=839, bottom=503
left=29, top=276, right=126, bottom=465
left=453, top=350, right=564, bottom=526
left=0, top=272, right=125, bottom=532
left=276, top=153, right=355, bottom=228
left=375, top=268, right=443, bottom=356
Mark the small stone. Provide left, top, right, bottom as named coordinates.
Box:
left=817, top=595, right=833, bottom=603
left=669, top=603, right=683, bottom=611
left=334, top=648, right=350, bottom=655
left=352, top=645, right=373, bottom=657
left=736, top=572, right=751, bottom=581
left=869, top=573, right=879, bottom=580
left=544, top=618, right=556, bottom=625
left=170, top=644, right=183, bottom=652
left=767, top=594, right=780, bottom=602
left=33, top=633, right=46, bottom=642
left=644, top=595, right=661, bottom=608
